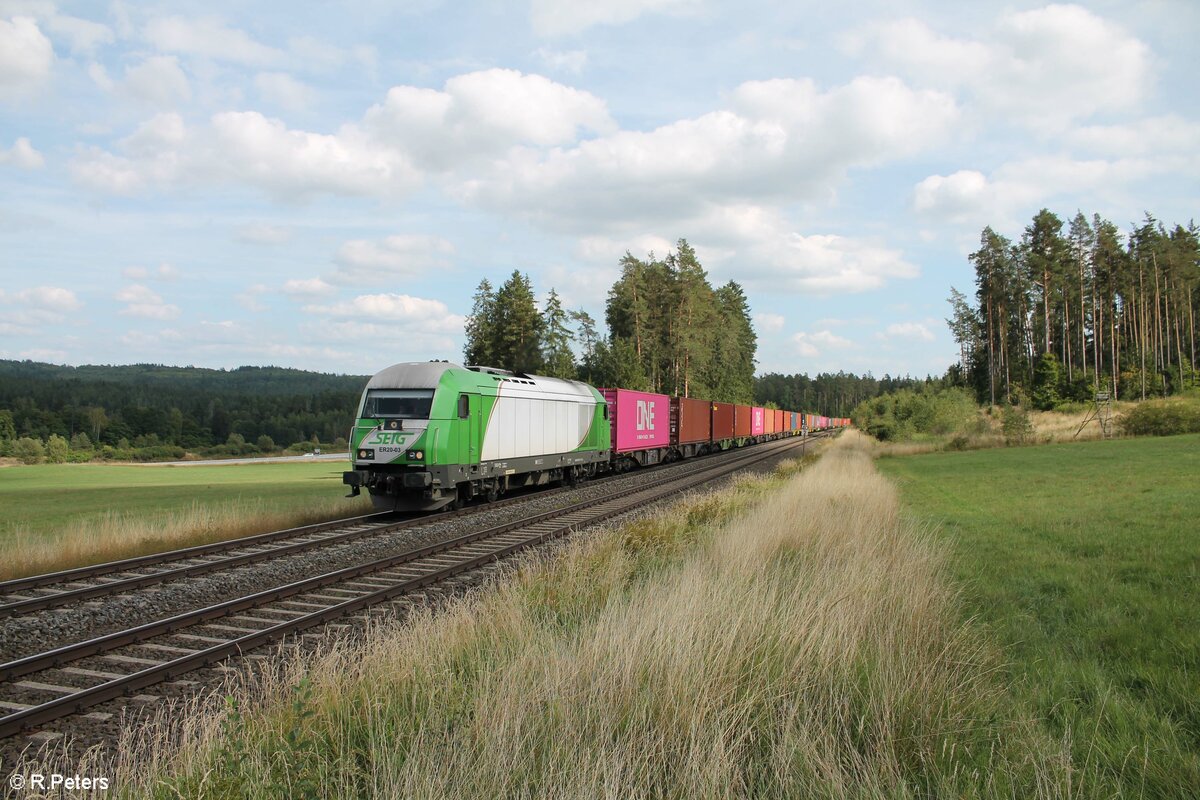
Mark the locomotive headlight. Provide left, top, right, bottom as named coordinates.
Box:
left=357, top=448, right=375, bottom=460
left=407, top=449, right=424, bottom=461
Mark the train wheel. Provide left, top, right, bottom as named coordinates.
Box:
left=484, top=484, right=499, bottom=503
left=444, top=485, right=465, bottom=512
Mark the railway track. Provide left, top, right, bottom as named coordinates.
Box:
left=0, top=434, right=820, bottom=741
left=0, top=435, right=825, bottom=619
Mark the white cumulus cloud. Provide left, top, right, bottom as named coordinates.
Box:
left=530, top=0, right=699, bottom=36
left=0, top=16, right=54, bottom=91
left=144, top=15, right=284, bottom=66
left=332, top=235, right=455, bottom=282
left=43, top=11, right=113, bottom=54
left=791, top=329, right=854, bottom=358
left=123, top=55, right=191, bottom=108
left=459, top=75, right=957, bottom=231
left=116, top=283, right=180, bottom=319
left=533, top=47, right=587, bottom=74
left=846, top=5, right=1152, bottom=131
left=700, top=205, right=920, bottom=294
left=882, top=322, right=936, bottom=342
left=754, top=312, right=785, bottom=333
left=235, top=223, right=292, bottom=244
left=0, top=136, right=44, bottom=168
left=913, top=155, right=1174, bottom=229
left=255, top=71, right=316, bottom=111
left=364, top=68, right=615, bottom=170
left=11, top=285, right=82, bottom=311
left=282, top=277, right=334, bottom=297
left=305, top=293, right=458, bottom=325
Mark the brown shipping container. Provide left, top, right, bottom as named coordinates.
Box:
left=734, top=404, right=752, bottom=437
left=764, top=409, right=776, bottom=434
left=775, top=409, right=785, bottom=432
left=671, top=396, right=712, bottom=445
left=711, top=402, right=735, bottom=441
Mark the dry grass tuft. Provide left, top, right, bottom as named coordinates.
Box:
left=0, top=497, right=373, bottom=581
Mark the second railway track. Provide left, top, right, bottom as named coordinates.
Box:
left=0, top=435, right=824, bottom=619
left=0, top=434, right=821, bottom=742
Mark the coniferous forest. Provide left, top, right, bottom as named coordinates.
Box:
left=948, top=210, right=1199, bottom=407
left=0, top=362, right=364, bottom=462
left=462, top=238, right=920, bottom=415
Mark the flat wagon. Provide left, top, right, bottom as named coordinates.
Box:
left=671, top=396, right=712, bottom=458
left=602, top=388, right=671, bottom=468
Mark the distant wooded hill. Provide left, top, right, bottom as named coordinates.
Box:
left=0, top=360, right=367, bottom=454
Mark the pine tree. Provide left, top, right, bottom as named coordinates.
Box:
left=463, top=279, right=497, bottom=366
left=541, top=289, right=576, bottom=379
left=593, top=337, right=649, bottom=391
left=666, top=239, right=718, bottom=397
left=708, top=281, right=756, bottom=403
left=570, top=309, right=599, bottom=382
left=492, top=271, right=544, bottom=374
left=1023, top=209, right=1067, bottom=358
left=945, top=287, right=979, bottom=372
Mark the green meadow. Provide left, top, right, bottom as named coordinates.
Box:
left=0, top=459, right=370, bottom=579
left=878, top=434, right=1200, bottom=798
left=0, top=460, right=354, bottom=539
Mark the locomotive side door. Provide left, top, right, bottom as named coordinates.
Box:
left=464, top=393, right=481, bottom=465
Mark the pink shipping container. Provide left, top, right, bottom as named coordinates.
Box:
left=751, top=407, right=765, bottom=436
left=601, top=388, right=671, bottom=453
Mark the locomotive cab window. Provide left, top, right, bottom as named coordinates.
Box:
left=457, top=393, right=470, bottom=419
left=361, top=389, right=435, bottom=419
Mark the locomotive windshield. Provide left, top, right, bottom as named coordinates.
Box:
left=361, top=389, right=435, bottom=419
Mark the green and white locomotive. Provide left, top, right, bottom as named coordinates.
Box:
left=343, top=361, right=611, bottom=512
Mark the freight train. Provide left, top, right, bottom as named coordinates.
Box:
left=342, top=361, right=849, bottom=512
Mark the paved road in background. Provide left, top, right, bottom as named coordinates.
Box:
left=134, top=453, right=349, bottom=467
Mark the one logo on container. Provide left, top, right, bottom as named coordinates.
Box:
left=635, top=399, right=656, bottom=436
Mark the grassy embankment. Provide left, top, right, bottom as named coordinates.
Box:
left=879, top=434, right=1200, bottom=798
left=0, top=461, right=371, bottom=580
left=73, top=431, right=1084, bottom=799
left=872, top=393, right=1200, bottom=458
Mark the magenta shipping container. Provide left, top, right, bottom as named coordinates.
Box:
left=751, top=406, right=765, bottom=436
left=601, top=388, right=671, bottom=452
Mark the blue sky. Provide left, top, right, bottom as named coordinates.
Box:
left=1, top=1, right=1197, bottom=378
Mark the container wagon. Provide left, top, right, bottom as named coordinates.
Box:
left=601, top=388, right=671, bottom=468
left=711, top=402, right=736, bottom=449
left=671, top=396, right=712, bottom=458
left=734, top=404, right=752, bottom=441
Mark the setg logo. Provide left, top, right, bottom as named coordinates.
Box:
left=372, top=432, right=409, bottom=445
left=635, top=399, right=656, bottom=431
